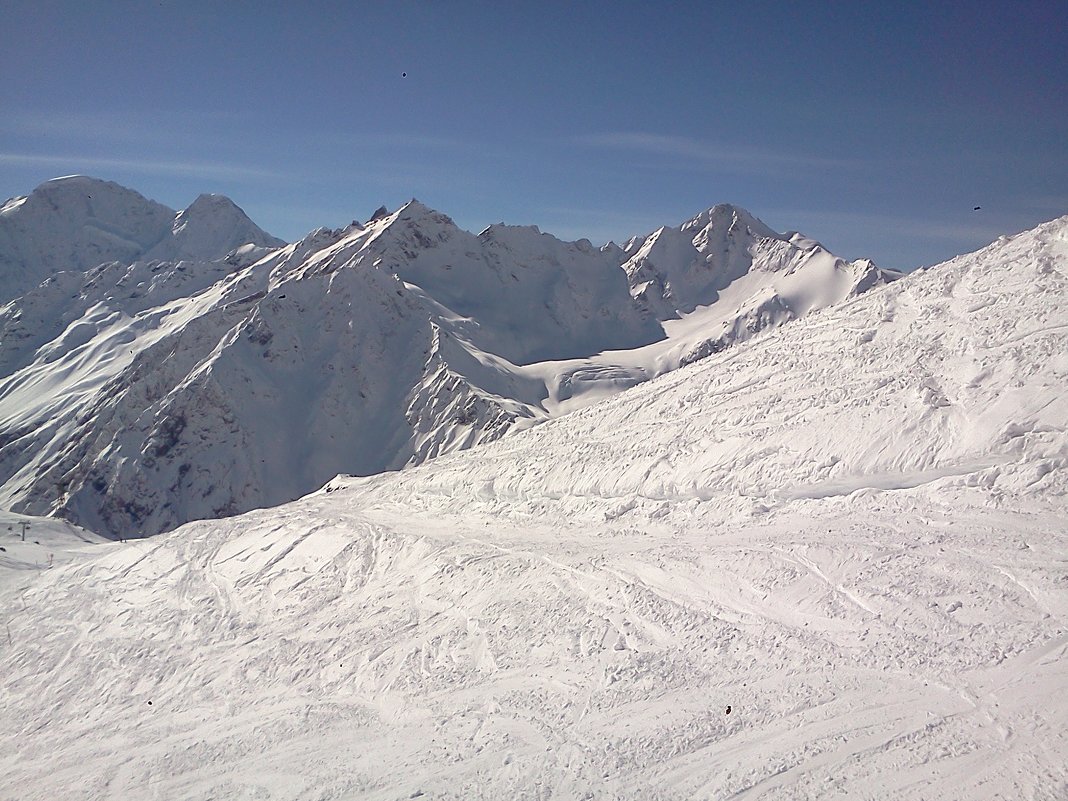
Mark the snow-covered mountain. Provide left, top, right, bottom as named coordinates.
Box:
left=2, top=213, right=1064, bottom=799
left=0, top=176, right=283, bottom=303
left=0, top=178, right=899, bottom=537
left=621, top=203, right=896, bottom=364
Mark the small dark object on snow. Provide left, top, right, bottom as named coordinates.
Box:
left=725, top=705, right=732, bottom=715
left=148, top=700, right=153, bottom=705
left=402, top=72, right=407, bottom=77
left=973, top=206, right=981, bottom=210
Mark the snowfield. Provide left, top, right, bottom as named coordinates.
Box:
left=1, top=214, right=1065, bottom=799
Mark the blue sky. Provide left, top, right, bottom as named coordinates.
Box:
left=1, top=1, right=1064, bottom=269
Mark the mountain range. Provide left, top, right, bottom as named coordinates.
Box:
left=0, top=176, right=898, bottom=537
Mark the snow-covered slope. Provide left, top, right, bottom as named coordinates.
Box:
left=0, top=509, right=105, bottom=591
left=1, top=216, right=1064, bottom=800
left=0, top=176, right=282, bottom=302
left=384, top=216, right=1067, bottom=516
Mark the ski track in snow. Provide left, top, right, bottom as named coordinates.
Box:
left=0, top=204, right=1066, bottom=798
left=1, top=493, right=1065, bottom=800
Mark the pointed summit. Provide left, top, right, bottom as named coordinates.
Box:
left=363, top=200, right=455, bottom=230
left=367, top=200, right=461, bottom=252
left=681, top=203, right=778, bottom=240
left=183, top=192, right=243, bottom=214
left=148, top=193, right=283, bottom=261
left=392, top=198, right=454, bottom=225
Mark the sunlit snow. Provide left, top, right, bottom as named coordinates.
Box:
left=0, top=177, right=1065, bottom=799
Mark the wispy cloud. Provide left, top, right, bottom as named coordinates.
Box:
left=4, top=105, right=485, bottom=143
left=535, top=205, right=683, bottom=243
left=0, top=109, right=244, bottom=144
left=574, top=132, right=857, bottom=174
left=0, top=152, right=282, bottom=181
left=1012, top=194, right=1068, bottom=214
left=1, top=109, right=492, bottom=183
left=766, top=207, right=1013, bottom=243
left=346, top=133, right=472, bottom=151
left=755, top=206, right=1041, bottom=270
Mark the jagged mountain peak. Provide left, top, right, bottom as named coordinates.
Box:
left=681, top=202, right=779, bottom=241
left=182, top=192, right=242, bottom=214
left=345, top=200, right=464, bottom=254
left=286, top=198, right=662, bottom=365
left=622, top=203, right=900, bottom=336
left=387, top=198, right=457, bottom=229
left=398, top=197, right=434, bottom=214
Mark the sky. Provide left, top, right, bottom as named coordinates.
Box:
left=1, top=1, right=1065, bottom=270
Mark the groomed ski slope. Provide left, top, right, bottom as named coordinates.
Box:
left=1, top=217, right=1066, bottom=799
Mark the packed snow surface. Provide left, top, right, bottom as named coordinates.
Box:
left=1, top=215, right=1065, bottom=799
